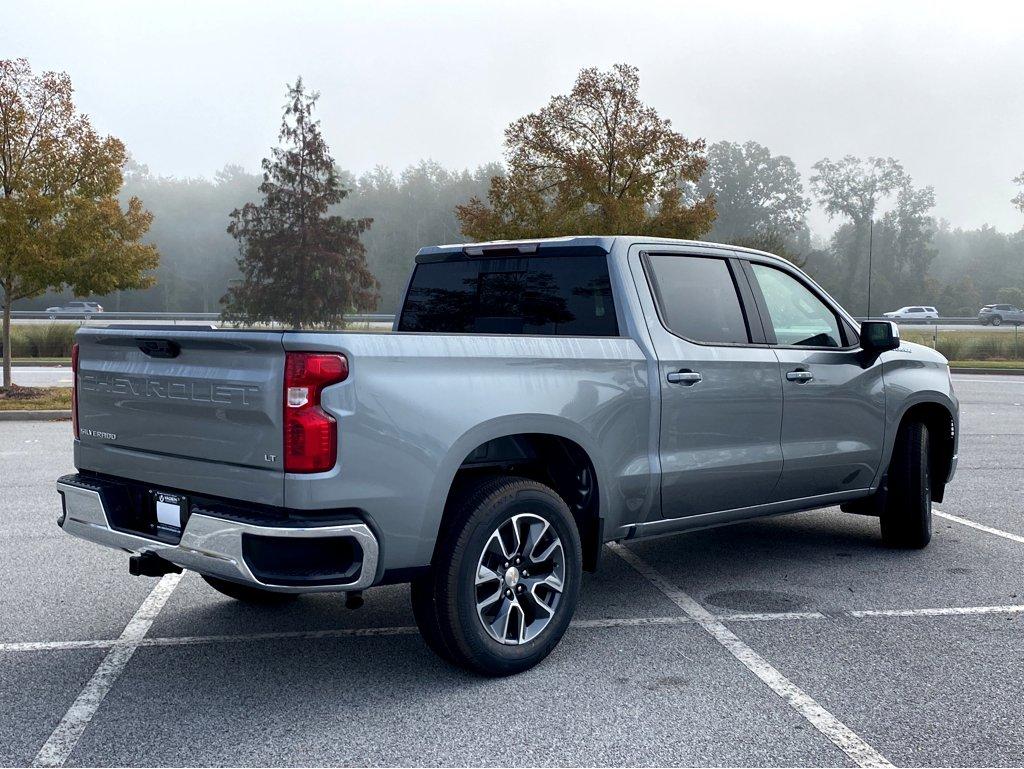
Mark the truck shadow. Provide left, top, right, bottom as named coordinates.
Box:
left=163, top=507, right=910, bottom=650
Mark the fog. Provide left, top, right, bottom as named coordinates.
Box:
left=5, top=0, right=1024, bottom=236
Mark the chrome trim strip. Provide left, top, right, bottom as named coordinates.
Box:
left=56, top=481, right=378, bottom=593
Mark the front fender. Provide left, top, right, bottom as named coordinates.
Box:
left=874, top=347, right=959, bottom=488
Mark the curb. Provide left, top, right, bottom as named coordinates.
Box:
left=950, top=367, right=1024, bottom=376
left=0, top=410, right=71, bottom=421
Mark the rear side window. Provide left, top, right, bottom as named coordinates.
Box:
left=644, top=255, right=750, bottom=344
left=398, top=255, right=618, bottom=336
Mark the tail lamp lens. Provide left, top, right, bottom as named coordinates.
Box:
left=71, top=342, right=80, bottom=439
left=283, top=352, right=348, bottom=473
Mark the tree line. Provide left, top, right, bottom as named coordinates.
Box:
left=4, top=59, right=1024, bottom=386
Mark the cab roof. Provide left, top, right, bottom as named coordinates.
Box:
left=415, top=235, right=790, bottom=266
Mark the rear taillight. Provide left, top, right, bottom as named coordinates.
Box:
left=71, top=342, right=79, bottom=438
left=284, top=352, right=348, bottom=473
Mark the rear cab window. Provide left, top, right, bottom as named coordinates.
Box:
left=398, top=254, right=618, bottom=336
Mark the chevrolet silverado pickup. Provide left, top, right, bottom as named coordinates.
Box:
left=57, top=236, right=959, bottom=675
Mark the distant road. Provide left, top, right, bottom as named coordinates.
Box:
left=9, top=366, right=74, bottom=388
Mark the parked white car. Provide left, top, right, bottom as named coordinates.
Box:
left=884, top=306, right=938, bottom=320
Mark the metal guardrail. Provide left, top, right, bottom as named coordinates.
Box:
left=10, top=311, right=397, bottom=324
left=855, top=316, right=984, bottom=325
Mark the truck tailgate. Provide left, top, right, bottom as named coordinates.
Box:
left=75, top=327, right=286, bottom=486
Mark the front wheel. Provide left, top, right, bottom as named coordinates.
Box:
left=416, top=476, right=582, bottom=676
left=991, top=316, right=1003, bottom=326
left=880, top=421, right=932, bottom=548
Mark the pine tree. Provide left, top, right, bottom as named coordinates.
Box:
left=222, top=79, right=378, bottom=327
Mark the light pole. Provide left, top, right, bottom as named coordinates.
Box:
left=866, top=218, right=874, bottom=318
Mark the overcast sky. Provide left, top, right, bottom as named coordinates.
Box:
left=6, top=0, right=1024, bottom=237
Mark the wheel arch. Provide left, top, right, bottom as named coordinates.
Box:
left=888, top=399, right=957, bottom=502
left=424, top=417, right=606, bottom=573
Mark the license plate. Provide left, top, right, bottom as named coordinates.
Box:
left=154, top=493, right=185, bottom=533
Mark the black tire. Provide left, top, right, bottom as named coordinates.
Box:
left=420, top=476, right=582, bottom=676
left=979, top=318, right=989, bottom=326
left=880, top=421, right=932, bottom=548
left=202, top=575, right=299, bottom=605
left=991, top=315, right=1003, bottom=326
left=409, top=574, right=458, bottom=665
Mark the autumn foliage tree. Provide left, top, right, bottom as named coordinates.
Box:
left=222, top=79, right=378, bottom=328
left=0, top=59, right=157, bottom=387
left=457, top=64, right=715, bottom=241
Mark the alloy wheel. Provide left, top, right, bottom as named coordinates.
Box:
left=474, top=513, right=565, bottom=645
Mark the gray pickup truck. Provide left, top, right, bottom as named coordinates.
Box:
left=57, top=236, right=958, bottom=675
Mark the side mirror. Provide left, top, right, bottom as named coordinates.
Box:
left=859, top=320, right=900, bottom=353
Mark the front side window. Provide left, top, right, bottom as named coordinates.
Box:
left=398, top=254, right=618, bottom=336
left=645, top=255, right=750, bottom=344
left=750, top=263, right=842, bottom=348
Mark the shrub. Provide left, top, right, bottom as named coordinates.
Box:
left=902, top=329, right=1023, bottom=361
left=2, top=324, right=78, bottom=358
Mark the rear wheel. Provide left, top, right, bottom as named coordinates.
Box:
left=880, top=421, right=932, bottom=548
left=410, top=574, right=457, bottom=664
left=202, top=575, right=299, bottom=605
left=416, top=476, right=582, bottom=676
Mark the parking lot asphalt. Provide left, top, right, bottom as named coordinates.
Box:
left=1, top=375, right=1022, bottom=767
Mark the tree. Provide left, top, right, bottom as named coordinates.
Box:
left=810, top=156, right=909, bottom=314
left=699, top=140, right=809, bottom=244
left=938, top=275, right=980, bottom=318
left=0, top=58, right=157, bottom=387
left=874, top=182, right=938, bottom=304
left=996, top=287, right=1024, bottom=308
left=456, top=64, right=715, bottom=241
left=222, top=79, right=378, bottom=327
left=108, top=161, right=261, bottom=312
left=338, top=160, right=497, bottom=312
left=729, top=230, right=807, bottom=268
left=1014, top=172, right=1024, bottom=214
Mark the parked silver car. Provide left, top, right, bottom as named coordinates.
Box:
left=57, top=236, right=959, bottom=675
left=978, top=304, right=1024, bottom=326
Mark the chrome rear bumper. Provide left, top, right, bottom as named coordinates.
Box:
left=56, top=479, right=378, bottom=593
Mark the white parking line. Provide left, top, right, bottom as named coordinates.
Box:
left=609, top=543, right=893, bottom=769
left=31, top=573, right=182, bottom=768
left=3, top=603, right=1022, bottom=655
left=934, top=508, right=1024, bottom=545
left=951, top=377, right=1024, bottom=384
left=850, top=604, right=1024, bottom=618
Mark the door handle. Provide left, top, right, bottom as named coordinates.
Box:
left=786, top=369, right=814, bottom=382
left=667, top=370, right=702, bottom=385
